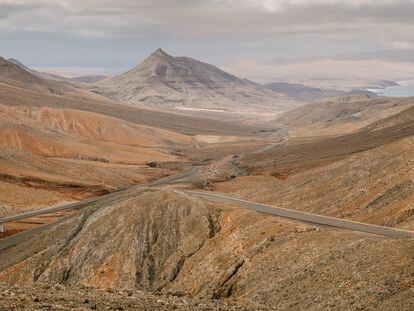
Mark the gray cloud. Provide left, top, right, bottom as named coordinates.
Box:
left=0, top=0, right=413, bottom=75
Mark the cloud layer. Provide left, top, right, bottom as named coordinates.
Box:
left=0, top=0, right=413, bottom=75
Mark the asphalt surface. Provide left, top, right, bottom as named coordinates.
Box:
left=1, top=166, right=413, bottom=251
left=187, top=191, right=414, bottom=238
left=0, top=167, right=198, bottom=225
left=0, top=168, right=198, bottom=250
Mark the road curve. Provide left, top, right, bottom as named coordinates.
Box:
left=186, top=191, right=414, bottom=238
left=2, top=168, right=412, bottom=251
left=0, top=168, right=199, bottom=250
left=0, top=167, right=198, bottom=225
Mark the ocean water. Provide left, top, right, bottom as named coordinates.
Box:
left=368, top=80, right=414, bottom=98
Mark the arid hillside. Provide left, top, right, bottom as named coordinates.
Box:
left=0, top=56, right=275, bottom=219
left=0, top=104, right=188, bottom=164
left=97, top=49, right=300, bottom=114
left=0, top=59, right=201, bottom=216
left=0, top=101, right=195, bottom=216
left=212, top=100, right=414, bottom=229
left=1, top=49, right=414, bottom=311
left=0, top=57, right=95, bottom=97
left=6, top=58, right=70, bottom=82
left=0, top=79, right=261, bottom=136
left=0, top=57, right=263, bottom=135
left=245, top=99, right=414, bottom=174
left=0, top=147, right=176, bottom=215
left=271, top=95, right=414, bottom=138
left=0, top=57, right=46, bottom=87
left=1, top=189, right=413, bottom=310
left=1, top=104, right=190, bottom=151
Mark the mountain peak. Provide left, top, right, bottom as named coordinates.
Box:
left=137, top=48, right=174, bottom=73
left=98, top=49, right=300, bottom=114
left=150, top=48, right=171, bottom=58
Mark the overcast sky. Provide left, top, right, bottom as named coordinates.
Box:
left=0, top=0, right=413, bottom=76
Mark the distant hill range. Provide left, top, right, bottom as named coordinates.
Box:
left=7, top=58, right=107, bottom=84
left=263, top=82, right=376, bottom=102
left=6, top=58, right=69, bottom=81
left=0, top=57, right=47, bottom=86
left=71, top=75, right=107, bottom=84
left=96, top=49, right=300, bottom=114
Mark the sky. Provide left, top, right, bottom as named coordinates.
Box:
left=0, top=0, right=413, bottom=77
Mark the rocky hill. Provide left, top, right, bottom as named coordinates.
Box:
left=7, top=58, right=68, bottom=82
left=0, top=57, right=99, bottom=97
left=97, top=49, right=300, bottom=114
left=0, top=57, right=47, bottom=87
left=1, top=189, right=413, bottom=310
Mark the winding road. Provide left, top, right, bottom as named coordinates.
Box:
left=0, top=167, right=198, bottom=225
left=0, top=168, right=198, bottom=250
left=1, top=166, right=413, bottom=250
left=186, top=191, right=414, bottom=238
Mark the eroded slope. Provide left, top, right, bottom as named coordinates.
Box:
left=1, top=189, right=413, bottom=310
left=97, top=49, right=300, bottom=114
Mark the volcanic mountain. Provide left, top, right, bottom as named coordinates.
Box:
left=97, top=49, right=299, bottom=114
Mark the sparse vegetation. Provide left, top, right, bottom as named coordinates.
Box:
left=146, top=161, right=158, bottom=168
left=192, top=178, right=210, bottom=189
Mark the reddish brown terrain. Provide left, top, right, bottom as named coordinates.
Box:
left=1, top=189, right=413, bottom=310
left=211, top=101, right=414, bottom=231
left=1, top=55, right=414, bottom=310
left=0, top=102, right=193, bottom=216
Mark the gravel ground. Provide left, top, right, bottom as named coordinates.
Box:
left=0, top=284, right=245, bottom=311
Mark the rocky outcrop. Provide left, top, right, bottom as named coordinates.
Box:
left=0, top=190, right=213, bottom=291
left=1, top=189, right=414, bottom=310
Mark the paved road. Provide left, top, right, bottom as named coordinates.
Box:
left=0, top=167, right=198, bottom=225
left=187, top=191, right=414, bottom=238
left=0, top=168, right=199, bottom=250
left=0, top=216, right=70, bottom=250
left=2, top=167, right=413, bottom=251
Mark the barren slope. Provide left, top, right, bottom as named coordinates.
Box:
left=0, top=80, right=262, bottom=135
left=0, top=103, right=191, bottom=215
left=97, top=49, right=300, bottom=114
left=245, top=101, right=414, bottom=174
left=2, top=105, right=190, bottom=148
left=0, top=106, right=184, bottom=164
left=216, top=135, right=414, bottom=229
left=212, top=101, right=414, bottom=228
left=272, top=95, right=414, bottom=138
left=6, top=58, right=70, bottom=82
left=0, top=57, right=46, bottom=87
left=0, top=147, right=175, bottom=216
left=0, top=189, right=413, bottom=310
left=0, top=57, right=98, bottom=98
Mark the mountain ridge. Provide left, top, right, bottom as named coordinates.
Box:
left=7, top=58, right=69, bottom=81
left=97, top=49, right=300, bottom=114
